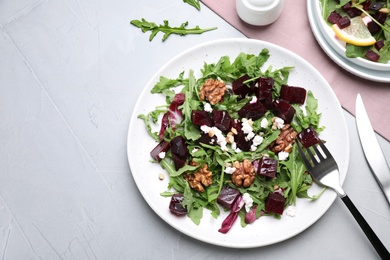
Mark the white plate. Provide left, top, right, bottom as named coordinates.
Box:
left=313, top=0, right=390, bottom=71
left=308, top=0, right=390, bottom=83
left=127, top=38, right=349, bottom=248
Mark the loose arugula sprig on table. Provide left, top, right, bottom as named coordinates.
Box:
left=139, top=50, right=325, bottom=230
left=183, top=0, right=201, bottom=10
left=130, top=19, right=217, bottom=42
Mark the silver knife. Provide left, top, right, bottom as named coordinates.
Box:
left=356, top=93, right=390, bottom=206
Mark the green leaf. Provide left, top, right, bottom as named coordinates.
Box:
left=183, top=0, right=201, bottom=10
left=130, top=18, right=217, bottom=42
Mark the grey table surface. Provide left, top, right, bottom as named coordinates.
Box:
left=1, top=0, right=389, bottom=259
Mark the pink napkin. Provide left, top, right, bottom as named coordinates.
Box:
left=202, top=0, right=390, bottom=141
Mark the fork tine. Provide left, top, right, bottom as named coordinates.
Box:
left=318, top=139, right=331, bottom=157
left=306, top=145, right=319, bottom=165
left=312, top=145, right=325, bottom=161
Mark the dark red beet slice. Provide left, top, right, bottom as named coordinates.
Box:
left=375, top=40, right=385, bottom=51
left=230, top=119, right=242, bottom=132
left=258, top=157, right=278, bottom=178
left=192, top=110, right=213, bottom=127
left=212, top=110, right=232, bottom=132
left=280, top=85, right=307, bottom=105
left=197, top=133, right=217, bottom=146
left=298, top=127, right=320, bottom=148
left=150, top=140, right=170, bottom=161
left=235, top=130, right=252, bottom=151
left=367, top=21, right=381, bottom=34
left=170, top=136, right=188, bottom=170
left=374, top=12, right=387, bottom=24
left=272, top=99, right=296, bottom=124
left=169, top=194, right=187, bottom=216
left=369, top=2, right=384, bottom=11
left=172, top=153, right=187, bottom=170
left=365, top=50, right=380, bottom=62
left=217, top=186, right=241, bottom=209
left=327, top=11, right=342, bottom=24
left=232, top=74, right=254, bottom=98
left=238, top=100, right=267, bottom=120
left=265, top=192, right=285, bottom=215
left=257, top=77, right=273, bottom=109
left=337, top=16, right=351, bottom=29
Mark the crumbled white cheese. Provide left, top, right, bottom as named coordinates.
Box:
left=204, top=102, right=213, bottom=112
left=200, top=125, right=227, bottom=151
left=286, top=205, right=296, bottom=217
left=252, top=135, right=264, bottom=146
left=231, top=142, right=242, bottom=153
left=241, top=119, right=253, bottom=134
left=273, top=117, right=284, bottom=129
left=250, top=96, right=257, bottom=104
left=278, top=151, right=289, bottom=161
left=191, top=148, right=199, bottom=154
left=224, top=166, right=236, bottom=174
left=246, top=131, right=255, bottom=141
left=239, top=193, right=253, bottom=212
left=260, top=118, right=269, bottom=129
left=362, top=15, right=372, bottom=26
left=158, top=152, right=166, bottom=159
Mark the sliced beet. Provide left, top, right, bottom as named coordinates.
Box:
left=298, top=127, right=320, bottom=148
left=212, top=110, right=232, bottom=132
left=327, top=11, right=342, bottom=24
left=280, top=85, right=307, bottom=105
left=150, top=140, right=170, bottom=161
left=367, top=21, right=381, bottom=34
left=374, top=12, right=387, bottom=24
left=257, top=77, right=273, bottom=109
left=172, top=153, right=187, bottom=170
left=258, top=157, right=278, bottom=178
left=235, top=130, right=252, bottom=151
left=169, top=194, right=187, bottom=216
left=365, top=50, right=380, bottom=62
left=272, top=99, right=296, bottom=124
left=232, top=74, right=254, bottom=98
left=238, top=100, right=267, bottom=121
left=336, top=16, right=351, bottom=29
left=192, top=110, right=213, bottom=127
left=170, top=136, right=188, bottom=170
left=197, top=133, right=217, bottom=146
left=217, top=186, right=241, bottom=209
left=265, top=192, right=285, bottom=215
left=369, top=2, right=384, bottom=11
left=346, top=8, right=362, bottom=18
left=375, top=40, right=385, bottom=51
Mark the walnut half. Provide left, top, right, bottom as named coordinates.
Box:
left=270, top=124, right=298, bottom=153
left=231, top=159, right=255, bottom=188
left=199, top=78, right=226, bottom=105
left=185, top=161, right=212, bottom=193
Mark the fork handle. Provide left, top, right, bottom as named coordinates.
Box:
left=341, top=195, right=390, bottom=259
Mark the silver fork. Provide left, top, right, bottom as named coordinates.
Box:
left=297, top=140, right=390, bottom=259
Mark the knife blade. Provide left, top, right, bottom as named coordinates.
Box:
left=356, top=93, right=390, bottom=206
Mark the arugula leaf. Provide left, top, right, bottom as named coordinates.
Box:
left=183, top=0, right=201, bottom=10
left=151, top=72, right=187, bottom=94
left=130, top=19, right=217, bottom=42
left=182, top=182, right=203, bottom=225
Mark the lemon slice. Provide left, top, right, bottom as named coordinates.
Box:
left=332, top=17, right=376, bottom=46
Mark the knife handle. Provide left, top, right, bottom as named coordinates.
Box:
left=341, top=195, right=390, bottom=259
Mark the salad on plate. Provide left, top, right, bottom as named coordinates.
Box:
left=138, top=49, right=326, bottom=234
left=320, top=0, right=390, bottom=63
